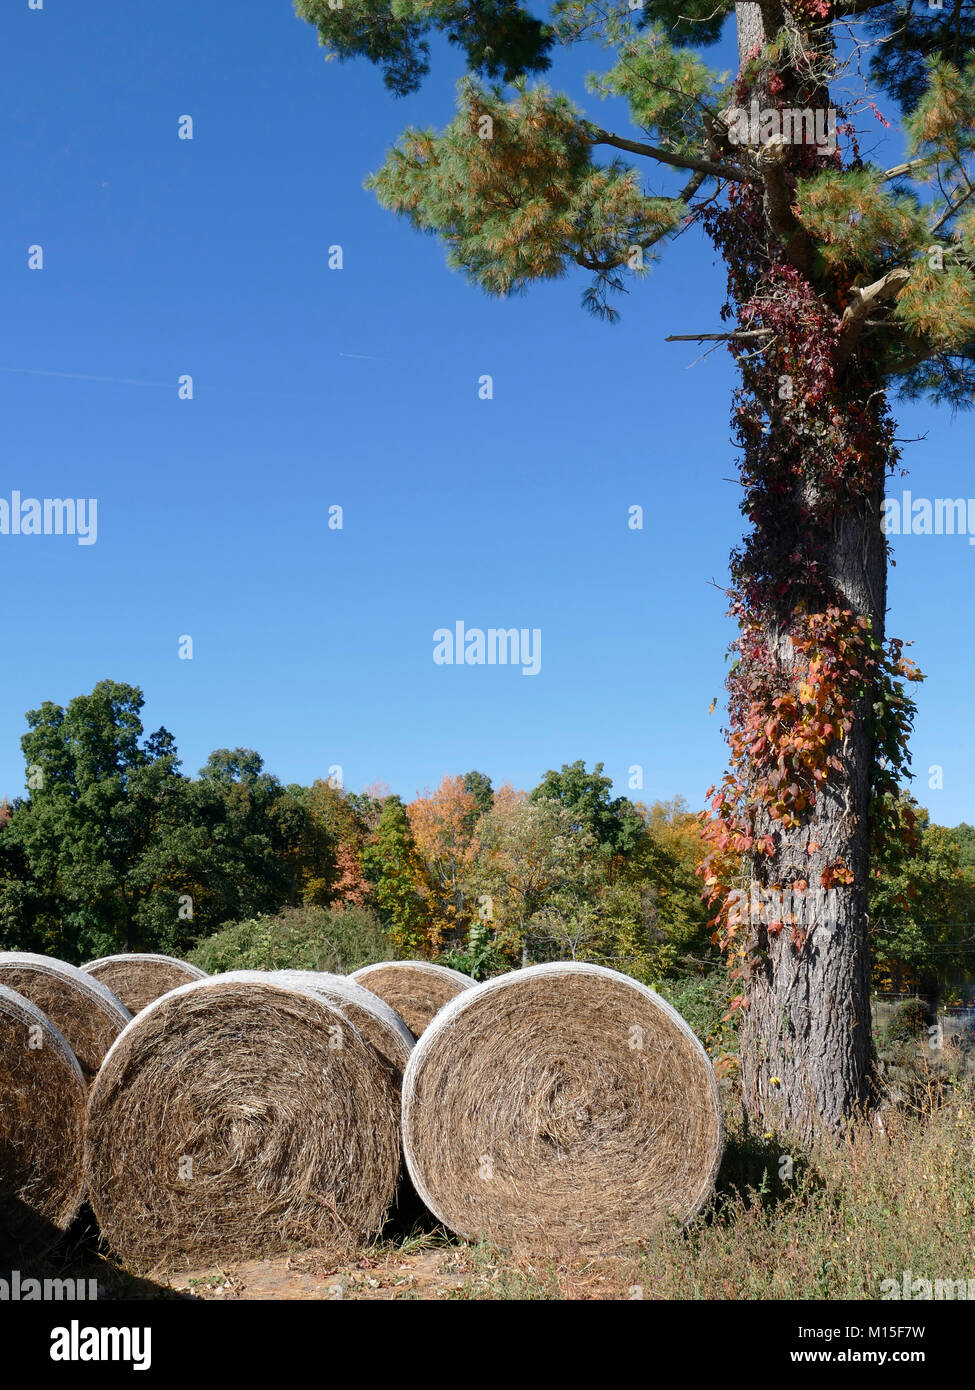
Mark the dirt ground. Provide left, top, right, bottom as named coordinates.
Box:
left=163, top=1242, right=640, bottom=1300
left=169, top=1248, right=470, bottom=1301
left=10, top=1193, right=644, bottom=1300
left=48, top=1223, right=643, bottom=1301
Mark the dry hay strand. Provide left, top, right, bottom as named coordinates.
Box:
left=401, top=962, right=725, bottom=1255
left=81, top=953, right=207, bottom=1014
left=0, top=953, right=131, bottom=1088
left=349, top=960, right=475, bottom=1037
left=0, top=982, right=87, bottom=1263
left=85, top=975, right=402, bottom=1271
left=216, top=970, right=415, bottom=1074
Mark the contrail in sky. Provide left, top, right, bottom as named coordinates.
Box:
left=0, top=356, right=392, bottom=385
left=0, top=365, right=171, bottom=388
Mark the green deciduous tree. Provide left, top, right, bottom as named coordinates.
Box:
left=362, top=794, right=435, bottom=953
left=530, top=759, right=644, bottom=858
left=0, top=684, right=307, bottom=959
left=951, top=821, right=975, bottom=872
left=870, top=799, right=975, bottom=1004
left=467, top=793, right=599, bottom=957
left=462, top=768, right=495, bottom=826
left=0, top=681, right=186, bottom=957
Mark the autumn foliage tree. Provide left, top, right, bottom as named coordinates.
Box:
left=299, top=778, right=371, bottom=906
left=407, top=774, right=479, bottom=940
left=468, top=790, right=600, bottom=958
left=296, top=0, right=975, bottom=1140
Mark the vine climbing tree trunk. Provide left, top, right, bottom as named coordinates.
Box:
left=736, top=390, right=891, bottom=1140
left=701, top=3, right=920, bottom=1144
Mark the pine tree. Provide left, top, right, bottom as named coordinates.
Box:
left=295, top=1, right=975, bottom=1141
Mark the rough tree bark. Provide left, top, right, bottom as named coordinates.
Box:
left=737, top=408, right=889, bottom=1140
left=729, top=2, right=891, bottom=1141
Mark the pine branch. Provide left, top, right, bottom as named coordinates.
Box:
left=575, top=173, right=710, bottom=278
left=835, top=267, right=912, bottom=369
left=931, top=183, right=975, bottom=235
left=880, top=159, right=930, bottom=183
left=584, top=124, right=753, bottom=184
left=679, top=169, right=709, bottom=204
left=666, top=330, right=775, bottom=341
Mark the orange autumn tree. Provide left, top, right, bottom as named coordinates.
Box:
left=407, top=774, right=480, bottom=943
left=300, top=778, right=372, bottom=907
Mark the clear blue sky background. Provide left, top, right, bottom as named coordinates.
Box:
left=2, top=1, right=971, bottom=822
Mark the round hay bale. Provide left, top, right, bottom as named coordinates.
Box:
left=85, top=975, right=401, bottom=1271
left=0, top=982, right=87, bottom=1262
left=81, top=953, right=207, bottom=1014
left=216, top=970, right=414, bottom=1074
left=0, top=953, right=131, bottom=1087
left=401, top=962, right=724, bottom=1254
left=218, top=973, right=424, bottom=1215
left=349, top=960, right=475, bottom=1037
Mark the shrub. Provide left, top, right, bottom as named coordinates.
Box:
left=188, top=904, right=390, bottom=975
left=438, top=920, right=507, bottom=981
left=880, top=996, right=929, bottom=1045
left=658, top=969, right=739, bottom=1058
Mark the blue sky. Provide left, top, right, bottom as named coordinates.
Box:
left=2, top=1, right=971, bottom=824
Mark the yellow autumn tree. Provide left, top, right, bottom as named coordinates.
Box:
left=407, top=774, right=479, bottom=944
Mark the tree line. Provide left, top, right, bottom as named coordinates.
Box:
left=1, top=680, right=972, bottom=1002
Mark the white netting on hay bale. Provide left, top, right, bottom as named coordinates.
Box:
left=0, top=981, right=87, bottom=1262
left=81, top=953, right=207, bottom=1014
left=0, top=953, right=131, bottom=1087
left=401, top=961, right=725, bottom=1255
left=214, top=969, right=414, bottom=1072
left=258, top=970, right=415, bottom=1065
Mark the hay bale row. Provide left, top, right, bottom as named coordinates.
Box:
left=2, top=952, right=723, bottom=1268
left=0, top=982, right=87, bottom=1263
left=0, top=952, right=131, bottom=1086
left=401, top=962, right=724, bottom=1254
left=81, top=953, right=207, bottom=1014
left=350, top=960, right=475, bottom=1037
left=84, top=974, right=405, bottom=1271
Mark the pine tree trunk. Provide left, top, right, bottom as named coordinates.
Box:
left=729, top=3, right=891, bottom=1143
left=738, top=413, right=888, bottom=1141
